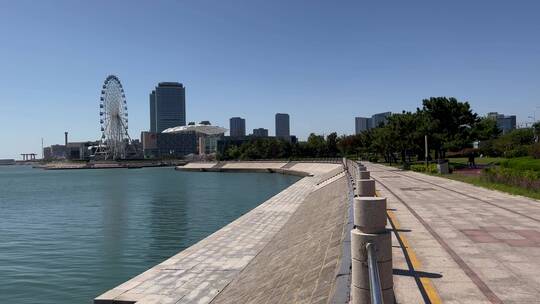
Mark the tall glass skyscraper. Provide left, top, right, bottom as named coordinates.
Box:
left=275, top=113, right=290, bottom=141
left=354, top=112, right=392, bottom=134
left=487, top=112, right=517, bottom=134
left=149, top=82, right=186, bottom=133
left=229, top=117, right=246, bottom=137
left=371, top=111, right=392, bottom=128
left=355, top=117, right=371, bottom=134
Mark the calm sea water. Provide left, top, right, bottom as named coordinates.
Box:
left=0, top=165, right=300, bottom=304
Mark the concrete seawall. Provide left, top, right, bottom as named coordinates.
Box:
left=176, top=166, right=312, bottom=177
left=95, top=161, right=350, bottom=304
left=37, top=160, right=186, bottom=170
left=176, top=161, right=342, bottom=177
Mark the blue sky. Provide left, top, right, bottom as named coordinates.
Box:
left=1, top=1, right=539, bottom=159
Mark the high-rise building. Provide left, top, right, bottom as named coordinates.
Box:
left=229, top=117, right=246, bottom=137
left=355, top=117, right=371, bottom=134
left=149, top=82, right=186, bottom=133
left=150, top=91, right=156, bottom=132
left=252, top=128, right=269, bottom=137
left=275, top=113, right=290, bottom=140
left=487, top=112, right=517, bottom=134
left=354, top=112, right=392, bottom=134
left=371, top=112, right=392, bottom=128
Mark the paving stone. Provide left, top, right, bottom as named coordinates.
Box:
left=211, top=177, right=349, bottom=304
left=368, top=162, right=540, bottom=303
left=94, top=163, right=346, bottom=304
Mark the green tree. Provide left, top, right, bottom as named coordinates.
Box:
left=306, top=133, right=327, bottom=157
left=227, top=145, right=241, bottom=160
left=492, top=128, right=535, bottom=157
left=419, top=97, right=478, bottom=159
left=326, top=132, right=339, bottom=157
left=385, top=112, right=423, bottom=163
left=337, top=134, right=361, bottom=156
left=370, top=126, right=399, bottom=164
left=473, top=117, right=501, bottom=141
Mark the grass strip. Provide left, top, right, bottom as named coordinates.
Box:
left=444, top=174, right=540, bottom=201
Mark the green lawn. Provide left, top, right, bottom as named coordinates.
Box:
left=444, top=173, right=540, bottom=201
left=500, top=157, right=540, bottom=171
left=380, top=162, right=402, bottom=168
left=448, top=157, right=505, bottom=166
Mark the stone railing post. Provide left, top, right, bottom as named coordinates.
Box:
left=351, top=163, right=394, bottom=304
left=357, top=162, right=366, bottom=171
left=354, top=162, right=373, bottom=197
left=358, top=167, right=370, bottom=180
left=355, top=178, right=375, bottom=197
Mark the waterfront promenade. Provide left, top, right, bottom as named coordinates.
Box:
left=95, top=161, right=348, bottom=304
left=368, top=162, right=540, bottom=303
left=95, top=160, right=540, bottom=304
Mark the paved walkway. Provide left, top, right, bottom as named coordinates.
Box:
left=95, top=163, right=346, bottom=304
left=367, top=163, right=540, bottom=304
left=211, top=176, right=349, bottom=304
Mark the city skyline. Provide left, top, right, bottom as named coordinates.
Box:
left=2, top=1, right=540, bottom=159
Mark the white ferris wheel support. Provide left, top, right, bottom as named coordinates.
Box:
left=96, top=75, right=131, bottom=160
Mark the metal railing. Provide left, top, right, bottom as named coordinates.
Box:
left=366, top=242, right=384, bottom=304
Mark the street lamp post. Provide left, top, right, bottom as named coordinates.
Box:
left=532, top=107, right=539, bottom=142
left=531, top=106, right=540, bottom=125
left=424, top=135, right=428, bottom=167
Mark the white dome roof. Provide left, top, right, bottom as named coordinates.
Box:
left=162, top=124, right=227, bottom=135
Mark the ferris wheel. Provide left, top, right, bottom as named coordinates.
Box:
left=98, top=75, right=130, bottom=160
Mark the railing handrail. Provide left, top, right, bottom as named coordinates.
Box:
left=346, top=157, right=392, bottom=304
left=366, top=242, right=384, bottom=304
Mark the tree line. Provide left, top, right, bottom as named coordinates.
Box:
left=218, top=97, right=539, bottom=162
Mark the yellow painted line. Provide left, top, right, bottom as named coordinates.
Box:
left=379, top=188, right=441, bottom=303
left=387, top=209, right=442, bottom=304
